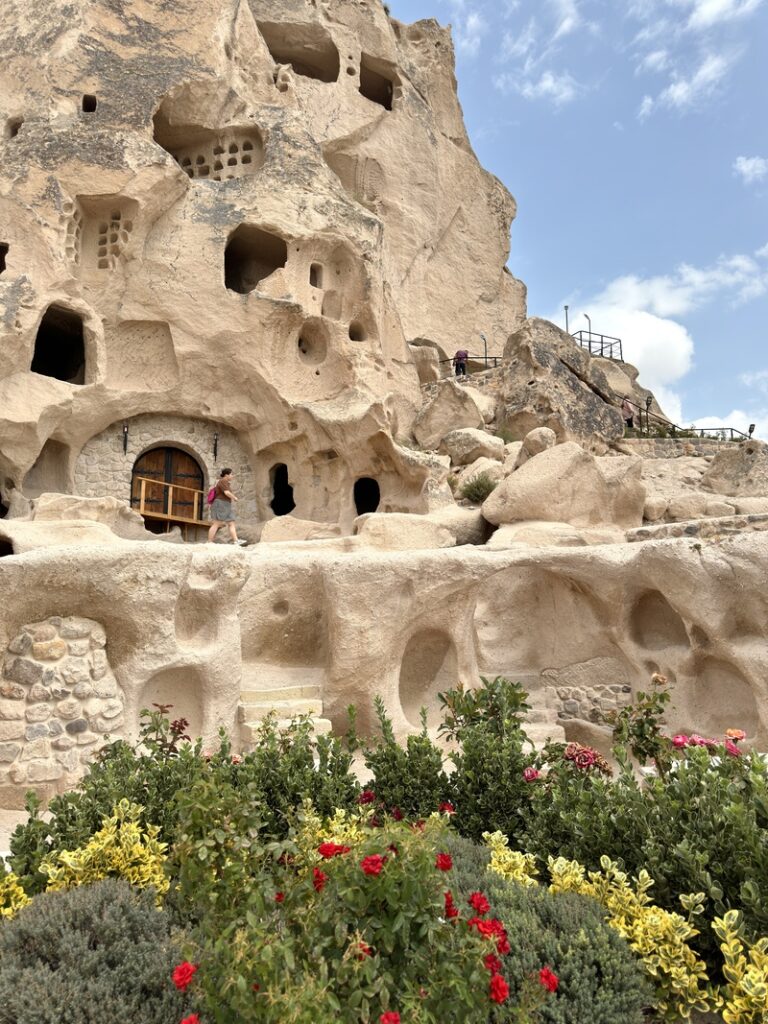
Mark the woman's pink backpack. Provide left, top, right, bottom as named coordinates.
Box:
left=207, top=485, right=216, bottom=505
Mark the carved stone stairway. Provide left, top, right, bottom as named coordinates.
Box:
left=238, top=664, right=332, bottom=747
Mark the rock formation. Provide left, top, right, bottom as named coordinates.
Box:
left=0, top=0, right=766, bottom=807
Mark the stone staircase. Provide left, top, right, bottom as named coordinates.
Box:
left=238, top=664, right=332, bottom=747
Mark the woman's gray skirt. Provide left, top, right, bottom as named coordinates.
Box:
left=210, top=498, right=235, bottom=522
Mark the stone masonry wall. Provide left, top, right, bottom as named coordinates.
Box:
left=74, top=414, right=258, bottom=521
left=0, top=616, right=124, bottom=802
left=618, top=437, right=735, bottom=458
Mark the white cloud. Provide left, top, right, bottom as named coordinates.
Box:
left=684, top=0, right=765, bottom=30
left=551, top=0, right=581, bottom=39
left=756, top=243, right=768, bottom=258
left=636, top=48, right=670, bottom=72
left=638, top=94, right=655, bottom=118
left=656, top=51, right=733, bottom=110
left=740, top=370, right=768, bottom=394
left=454, top=10, right=488, bottom=56
left=692, top=410, right=766, bottom=438
left=733, top=155, right=768, bottom=184
left=502, top=18, right=537, bottom=60
left=592, top=254, right=768, bottom=317
left=494, top=67, right=581, bottom=105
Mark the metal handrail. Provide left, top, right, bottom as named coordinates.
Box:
left=620, top=400, right=750, bottom=441
left=571, top=330, right=624, bottom=361
left=132, top=475, right=207, bottom=524
left=437, top=354, right=503, bottom=371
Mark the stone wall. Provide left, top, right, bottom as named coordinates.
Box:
left=619, top=437, right=735, bottom=458
left=553, top=682, right=633, bottom=722
left=0, top=616, right=124, bottom=805
left=73, top=413, right=258, bottom=521
left=421, top=366, right=505, bottom=403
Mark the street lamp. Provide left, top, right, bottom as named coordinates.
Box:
left=584, top=313, right=591, bottom=337
left=479, top=331, right=487, bottom=368
left=564, top=305, right=569, bottom=333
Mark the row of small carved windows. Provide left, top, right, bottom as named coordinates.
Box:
left=96, top=211, right=133, bottom=270
left=173, top=138, right=258, bottom=181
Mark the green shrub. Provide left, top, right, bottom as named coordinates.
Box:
left=460, top=470, right=498, bottom=503
left=0, top=879, right=188, bottom=1024
left=443, top=834, right=650, bottom=1024
left=8, top=707, right=359, bottom=895
left=184, top=819, right=497, bottom=1024
left=360, top=698, right=452, bottom=817
left=442, top=679, right=538, bottom=843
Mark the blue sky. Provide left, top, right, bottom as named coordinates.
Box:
left=387, top=0, right=768, bottom=433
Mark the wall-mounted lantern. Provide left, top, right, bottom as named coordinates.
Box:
left=213, top=431, right=219, bottom=461
left=122, top=422, right=129, bottom=454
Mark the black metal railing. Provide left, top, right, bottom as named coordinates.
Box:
left=571, top=330, right=624, bottom=361
left=621, top=399, right=751, bottom=441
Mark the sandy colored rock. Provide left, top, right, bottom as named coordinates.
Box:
left=482, top=443, right=644, bottom=529
left=32, top=493, right=157, bottom=540
left=514, top=426, right=557, bottom=469
left=0, top=519, right=125, bottom=554
left=498, top=319, right=625, bottom=449
left=702, top=442, right=768, bottom=497
left=423, top=506, right=491, bottom=546
left=413, top=382, right=486, bottom=449
left=355, top=512, right=455, bottom=551
left=486, top=522, right=625, bottom=549
left=441, top=428, right=504, bottom=466
left=260, top=517, right=341, bottom=543
left=643, top=496, right=668, bottom=522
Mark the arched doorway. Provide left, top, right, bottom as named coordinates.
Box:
left=354, top=477, right=380, bottom=515
left=270, top=463, right=296, bottom=516
left=131, top=447, right=204, bottom=533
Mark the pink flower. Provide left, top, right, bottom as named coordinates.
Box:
left=230, top=753, right=243, bottom=765
left=672, top=734, right=689, bottom=749
left=725, top=739, right=742, bottom=757
left=523, top=767, right=541, bottom=782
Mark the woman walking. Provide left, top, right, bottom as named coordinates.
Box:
left=207, top=468, right=248, bottom=545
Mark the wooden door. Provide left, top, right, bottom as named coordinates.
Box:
left=131, top=447, right=204, bottom=524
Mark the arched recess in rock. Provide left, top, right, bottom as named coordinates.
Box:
left=139, top=666, right=204, bottom=740
left=224, top=225, right=288, bottom=293
left=673, top=655, right=760, bottom=739
left=31, top=305, right=88, bottom=385
left=629, top=590, right=689, bottom=650
left=398, top=629, right=458, bottom=729
left=22, top=439, right=73, bottom=498
left=354, top=477, right=380, bottom=515
left=257, top=21, right=340, bottom=82
left=270, top=463, right=296, bottom=516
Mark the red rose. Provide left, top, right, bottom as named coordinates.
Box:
left=181, top=1016, right=201, bottom=1024
left=469, top=891, right=491, bottom=915
left=274, top=891, right=285, bottom=903
left=444, top=890, right=459, bottom=919
left=435, top=853, right=452, bottom=871
left=413, top=819, right=426, bottom=832
left=496, top=935, right=511, bottom=956
left=539, top=966, right=559, bottom=992
left=318, top=842, right=351, bottom=859
left=313, top=867, right=328, bottom=892
left=484, top=953, right=502, bottom=974
left=489, top=973, right=510, bottom=1004
left=391, top=806, right=404, bottom=821
left=380, top=1013, right=400, bottom=1024
left=358, top=789, right=376, bottom=804
left=172, top=962, right=198, bottom=992
left=361, top=854, right=387, bottom=876
left=439, top=801, right=455, bottom=814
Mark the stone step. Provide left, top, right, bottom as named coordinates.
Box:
left=239, top=663, right=326, bottom=690
left=240, top=717, right=333, bottom=744
left=237, top=698, right=324, bottom=723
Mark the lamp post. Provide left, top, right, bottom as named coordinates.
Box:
left=479, top=331, right=487, bottom=369
left=584, top=313, right=591, bottom=338
left=564, top=305, right=569, bottom=333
